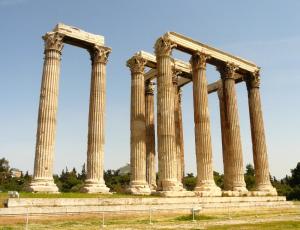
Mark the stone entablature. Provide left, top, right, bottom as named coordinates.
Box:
left=166, top=32, right=258, bottom=73
left=53, top=23, right=104, bottom=48
left=140, top=51, right=244, bottom=93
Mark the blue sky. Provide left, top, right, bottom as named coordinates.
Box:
left=0, top=0, right=299, bottom=178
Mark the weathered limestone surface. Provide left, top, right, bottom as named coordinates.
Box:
left=178, top=89, right=185, bottom=180
left=218, top=63, right=247, bottom=194
left=165, top=32, right=259, bottom=73
left=29, top=32, right=64, bottom=193
left=141, top=50, right=243, bottom=91
left=217, top=86, right=231, bottom=190
left=53, top=23, right=104, bottom=48
left=173, top=73, right=183, bottom=183
left=154, top=36, right=188, bottom=195
left=6, top=196, right=287, bottom=208
left=30, top=24, right=111, bottom=194
left=191, top=53, right=221, bottom=196
left=145, top=81, right=157, bottom=191
left=246, top=71, right=277, bottom=195
left=127, top=55, right=151, bottom=195
left=132, top=33, right=278, bottom=198
left=82, top=46, right=111, bottom=194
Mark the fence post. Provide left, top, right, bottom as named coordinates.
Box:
left=25, top=207, right=29, bottom=230
left=149, top=207, right=153, bottom=225
left=192, top=208, right=196, bottom=222
left=102, top=212, right=105, bottom=228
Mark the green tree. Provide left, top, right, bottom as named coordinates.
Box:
left=290, top=162, right=300, bottom=187
left=213, top=171, right=224, bottom=189
left=286, top=162, right=300, bottom=200
left=183, top=173, right=196, bottom=191
left=56, top=167, right=83, bottom=192
left=0, top=158, right=11, bottom=184
left=104, top=170, right=130, bottom=193
left=245, top=163, right=255, bottom=190
left=78, top=163, right=87, bottom=181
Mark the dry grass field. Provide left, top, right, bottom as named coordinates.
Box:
left=0, top=202, right=299, bottom=229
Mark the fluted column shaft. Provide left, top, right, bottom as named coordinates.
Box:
left=246, top=72, right=277, bottom=195
left=173, top=75, right=183, bottom=183
left=218, top=63, right=247, bottom=192
left=191, top=53, right=221, bottom=196
left=155, top=37, right=183, bottom=191
left=217, top=86, right=231, bottom=190
left=30, top=32, right=64, bottom=193
left=83, top=46, right=111, bottom=193
left=178, top=90, right=185, bottom=180
left=127, top=55, right=151, bottom=195
left=145, top=81, right=157, bottom=190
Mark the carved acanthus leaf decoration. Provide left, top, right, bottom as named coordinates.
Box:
left=247, top=69, right=261, bottom=88
left=145, top=80, right=155, bottom=95
left=154, top=34, right=177, bottom=57
left=172, top=62, right=181, bottom=85
left=126, top=55, right=147, bottom=73
left=43, top=32, right=64, bottom=52
left=92, top=46, right=111, bottom=64
left=190, top=52, right=211, bottom=70
left=217, top=62, right=239, bottom=80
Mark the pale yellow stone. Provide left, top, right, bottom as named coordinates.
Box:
left=30, top=24, right=110, bottom=193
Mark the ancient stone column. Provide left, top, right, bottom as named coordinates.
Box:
left=217, top=86, right=231, bottom=190
left=127, top=55, right=151, bottom=195
left=29, top=32, right=64, bottom=193
left=246, top=71, right=277, bottom=195
left=173, top=72, right=183, bottom=183
left=190, top=52, right=221, bottom=196
left=217, top=63, right=247, bottom=193
left=82, top=46, right=111, bottom=193
left=154, top=36, right=185, bottom=194
left=145, top=80, right=157, bottom=191
left=178, top=89, right=185, bottom=180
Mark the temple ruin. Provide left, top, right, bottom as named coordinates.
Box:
left=29, top=24, right=111, bottom=193
left=29, top=24, right=277, bottom=197
left=127, top=32, right=277, bottom=197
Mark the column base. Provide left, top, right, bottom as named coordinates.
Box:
left=149, top=183, right=157, bottom=193
left=28, top=178, right=59, bottom=193
left=81, top=180, right=110, bottom=194
left=194, top=181, right=222, bottom=197
left=160, top=179, right=185, bottom=191
left=222, top=190, right=250, bottom=197
left=153, top=179, right=195, bottom=197
left=127, top=181, right=151, bottom=195
left=232, top=184, right=248, bottom=193
left=252, top=184, right=277, bottom=196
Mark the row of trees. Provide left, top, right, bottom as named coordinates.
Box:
left=0, top=157, right=299, bottom=200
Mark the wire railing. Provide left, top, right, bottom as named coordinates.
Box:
left=20, top=206, right=202, bottom=229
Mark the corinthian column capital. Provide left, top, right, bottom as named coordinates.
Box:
left=127, top=55, right=147, bottom=74
left=90, top=46, right=111, bottom=64
left=145, top=80, right=155, bottom=95
left=172, top=66, right=181, bottom=86
left=217, top=62, right=239, bottom=80
left=190, top=52, right=211, bottom=70
left=43, top=32, right=64, bottom=53
left=154, top=34, right=177, bottom=57
left=246, top=69, right=261, bottom=89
